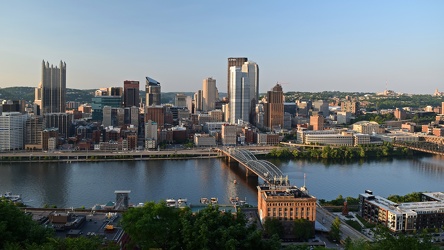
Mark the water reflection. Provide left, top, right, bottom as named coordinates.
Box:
left=0, top=156, right=443, bottom=208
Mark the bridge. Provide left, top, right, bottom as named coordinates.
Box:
left=218, top=147, right=289, bottom=184
left=393, top=141, right=444, bottom=156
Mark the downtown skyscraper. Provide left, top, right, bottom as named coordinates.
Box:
left=227, top=57, right=248, bottom=100
left=35, top=60, right=67, bottom=114
left=202, top=77, right=217, bottom=112
left=228, top=60, right=259, bottom=124
left=123, top=80, right=140, bottom=107
left=145, top=77, right=161, bottom=106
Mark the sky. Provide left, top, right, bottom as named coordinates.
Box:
left=0, top=1, right=443, bottom=94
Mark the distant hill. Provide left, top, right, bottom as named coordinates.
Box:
left=0, top=87, right=227, bottom=105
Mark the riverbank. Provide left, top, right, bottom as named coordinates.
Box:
left=0, top=149, right=220, bottom=163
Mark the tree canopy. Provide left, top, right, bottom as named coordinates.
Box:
left=121, top=202, right=281, bottom=250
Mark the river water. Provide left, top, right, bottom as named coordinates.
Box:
left=0, top=155, right=443, bottom=208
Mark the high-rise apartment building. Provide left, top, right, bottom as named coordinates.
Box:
left=202, top=77, right=217, bottom=112
left=35, top=60, right=67, bottom=114
left=123, top=81, right=139, bottom=107
left=341, top=100, right=360, bottom=115
left=145, top=77, right=161, bottom=106
left=264, top=83, right=284, bottom=131
left=227, top=57, right=248, bottom=100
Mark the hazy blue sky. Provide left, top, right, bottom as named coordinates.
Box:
left=0, top=1, right=443, bottom=94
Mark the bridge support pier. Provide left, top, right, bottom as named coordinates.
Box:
left=245, top=168, right=257, bottom=177
left=226, top=156, right=238, bottom=166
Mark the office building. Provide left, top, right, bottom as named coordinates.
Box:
left=221, top=124, right=237, bottom=146
left=202, top=77, right=217, bottom=112
left=337, top=111, right=351, bottom=124
left=175, top=93, right=188, bottom=107
left=310, top=113, right=324, bottom=131
left=264, top=83, right=284, bottom=131
left=91, top=96, right=122, bottom=122
left=228, top=66, right=250, bottom=124
left=242, top=61, right=259, bottom=123
left=123, top=81, right=139, bottom=107
left=145, top=77, right=161, bottom=106
left=95, top=87, right=123, bottom=97
left=227, top=57, right=248, bottom=100
left=352, top=121, right=380, bottom=135
left=194, top=90, right=203, bottom=112
left=25, top=115, right=43, bottom=149
left=0, top=112, right=27, bottom=151
left=312, top=100, right=329, bottom=117
left=43, top=113, right=73, bottom=139
left=145, top=106, right=165, bottom=128
left=257, top=184, right=316, bottom=231
left=35, top=60, right=67, bottom=114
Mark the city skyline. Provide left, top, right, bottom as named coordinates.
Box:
left=0, top=1, right=443, bottom=94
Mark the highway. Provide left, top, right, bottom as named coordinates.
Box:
left=316, top=205, right=373, bottom=242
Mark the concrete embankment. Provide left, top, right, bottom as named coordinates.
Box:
left=0, top=150, right=221, bottom=163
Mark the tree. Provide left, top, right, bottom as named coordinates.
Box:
left=293, top=219, right=314, bottom=242
left=0, top=200, right=53, bottom=249
left=329, top=217, right=341, bottom=242
left=263, top=218, right=284, bottom=238
left=121, top=201, right=183, bottom=249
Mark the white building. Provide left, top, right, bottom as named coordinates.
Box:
left=305, top=132, right=354, bottom=146
left=337, top=111, right=351, bottom=124
left=194, top=133, right=216, bottom=147
left=221, top=124, right=237, bottom=146
left=0, top=112, right=27, bottom=151
left=352, top=121, right=380, bottom=135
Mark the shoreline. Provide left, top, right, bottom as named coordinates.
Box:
left=0, top=149, right=221, bottom=163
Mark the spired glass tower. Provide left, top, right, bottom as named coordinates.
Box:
left=145, top=77, right=161, bottom=106
left=36, top=60, right=67, bottom=114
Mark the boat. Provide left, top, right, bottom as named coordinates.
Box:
left=230, top=197, right=239, bottom=205
left=1, top=192, right=22, bottom=203
left=230, top=197, right=248, bottom=206
left=166, top=198, right=177, bottom=207
left=178, top=198, right=187, bottom=204
left=210, top=197, right=218, bottom=204
left=200, top=197, right=209, bottom=204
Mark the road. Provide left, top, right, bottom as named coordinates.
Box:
left=316, top=205, right=373, bottom=242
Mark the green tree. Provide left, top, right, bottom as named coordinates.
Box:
left=121, top=201, right=183, bottom=249
left=263, top=217, right=284, bottom=238
left=329, top=217, right=341, bottom=242
left=0, top=200, right=54, bottom=249
left=293, top=219, right=314, bottom=242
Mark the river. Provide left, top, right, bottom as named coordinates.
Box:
left=0, top=155, right=443, bottom=208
